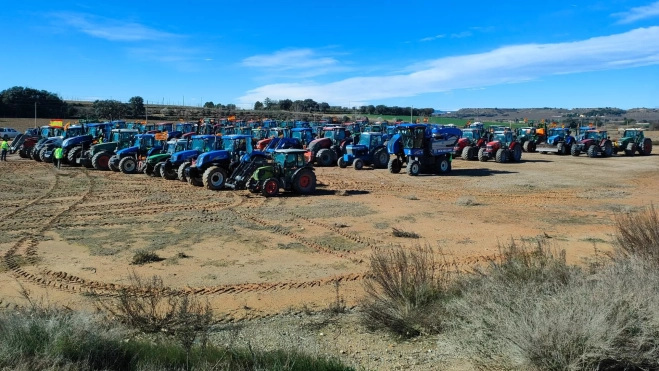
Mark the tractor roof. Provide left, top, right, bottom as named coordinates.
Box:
left=397, top=123, right=427, bottom=129
left=624, top=128, right=645, bottom=131
left=222, top=134, right=251, bottom=140
left=273, top=148, right=307, bottom=154
left=291, top=127, right=312, bottom=132
left=191, top=135, right=217, bottom=139
left=111, top=128, right=139, bottom=133
left=323, top=126, right=343, bottom=130
left=362, top=132, right=383, bottom=136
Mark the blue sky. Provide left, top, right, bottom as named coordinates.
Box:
left=3, top=0, right=659, bottom=110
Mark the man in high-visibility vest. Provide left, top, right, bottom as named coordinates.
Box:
left=0, top=138, right=9, bottom=161
left=53, top=147, right=63, bottom=169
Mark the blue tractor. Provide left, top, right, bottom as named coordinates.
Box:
left=291, top=128, right=315, bottom=147
left=185, top=134, right=254, bottom=190
left=387, top=124, right=462, bottom=176
left=161, top=135, right=222, bottom=182
left=108, top=134, right=163, bottom=174
left=535, top=127, right=576, bottom=155
left=61, top=122, right=115, bottom=166
left=339, top=132, right=389, bottom=170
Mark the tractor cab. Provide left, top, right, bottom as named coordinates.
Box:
left=583, top=130, right=607, bottom=141
left=143, top=123, right=156, bottom=132
left=221, top=135, right=252, bottom=155
left=399, top=125, right=427, bottom=151
left=343, top=122, right=360, bottom=135
left=190, top=135, right=222, bottom=152
left=247, top=149, right=317, bottom=197
left=251, top=128, right=268, bottom=141
left=156, top=123, right=174, bottom=133
left=175, top=122, right=195, bottom=134
left=238, top=127, right=252, bottom=135
left=291, top=128, right=314, bottom=147
left=613, top=129, right=652, bottom=156
left=110, top=129, right=139, bottom=148
left=340, top=132, right=389, bottom=169
left=363, top=124, right=383, bottom=133
left=262, top=120, right=278, bottom=129
left=323, top=127, right=349, bottom=144
left=491, top=130, right=514, bottom=146
left=215, top=125, right=236, bottom=136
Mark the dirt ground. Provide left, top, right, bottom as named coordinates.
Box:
left=1, top=118, right=658, bottom=370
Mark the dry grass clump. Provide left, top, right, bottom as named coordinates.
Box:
left=361, top=244, right=454, bottom=337
left=614, top=203, right=659, bottom=264
left=131, top=250, right=164, bottom=265
left=391, top=228, right=420, bottom=239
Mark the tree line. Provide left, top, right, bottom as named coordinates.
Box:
left=252, top=97, right=435, bottom=117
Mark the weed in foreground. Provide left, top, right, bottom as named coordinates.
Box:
left=391, top=228, right=420, bottom=239
left=614, top=203, right=659, bottom=265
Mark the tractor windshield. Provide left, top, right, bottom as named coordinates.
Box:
left=369, top=125, right=383, bottom=133
left=387, top=127, right=397, bottom=136
left=358, top=134, right=371, bottom=146
left=112, top=131, right=135, bottom=143
left=548, top=128, right=566, bottom=137
left=274, top=152, right=305, bottom=168
left=623, top=130, right=641, bottom=139
left=370, top=135, right=384, bottom=147
left=292, top=130, right=312, bottom=144
left=191, top=137, right=217, bottom=152
left=268, top=129, right=282, bottom=138
left=463, top=131, right=474, bottom=139
left=222, top=138, right=250, bottom=153
left=176, top=140, right=188, bottom=152
left=176, top=123, right=193, bottom=133
left=584, top=131, right=600, bottom=140
left=141, top=136, right=156, bottom=148
left=494, top=133, right=509, bottom=143
left=87, top=126, right=100, bottom=137
left=324, top=129, right=345, bottom=141
left=66, top=127, right=84, bottom=137
left=157, top=123, right=173, bottom=132
left=166, top=141, right=178, bottom=154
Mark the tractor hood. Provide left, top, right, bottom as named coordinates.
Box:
left=116, top=146, right=138, bottom=156
left=62, top=135, right=93, bottom=150
left=547, top=135, right=562, bottom=145
left=90, top=142, right=118, bottom=154
left=307, top=137, right=331, bottom=153
left=169, top=149, right=200, bottom=164
left=146, top=153, right=170, bottom=165
left=195, top=150, right=231, bottom=168
left=454, top=137, right=470, bottom=150
left=346, top=144, right=368, bottom=155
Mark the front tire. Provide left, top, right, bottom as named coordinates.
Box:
left=478, top=147, right=488, bottom=162
left=353, top=158, right=364, bottom=170
left=437, top=158, right=450, bottom=174
left=161, top=163, right=178, bottom=180
left=495, top=148, right=508, bottom=163
left=262, top=178, right=279, bottom=197
left=587, top=145, right=598, bottom=158
left=337, top=157, right=347, bottom=168
left=202, top=166, right=227, bottom=190
left=177, top=162, right=191, bottom=182
left=316, top=148, right=333, bottom=167
left=119, top=157, right=137, bottom=174
left=67, top=147, right=82, bottom=167
left=372, top=147, right=389, bottom=169
left=571, top=145, right=581, bottom=156
left=406, top=160, right=420, bottom=176
left=388, top=158, right=402, bottom=174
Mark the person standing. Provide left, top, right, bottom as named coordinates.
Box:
left=54, top=146, right=63, bottom=169
left=0, top=138, right=8, bottom=161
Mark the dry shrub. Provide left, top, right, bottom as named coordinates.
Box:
left=614, top=204, right=659, bottom=264
left=131, top=249, right=163, bottom=265
left=361, top=244, right=454, bottom=337
left=98, top=272, right=212, bottom=353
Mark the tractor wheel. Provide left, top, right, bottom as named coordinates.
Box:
left=603, top=141, right=613, bottom=157
left=587, top=145, right=598, bottom=158
left=373, top=147, right=389, bottom=169
left=293, top=169, right=317, bottom=195
left=187, top=174, right=203, bottom=187
left=31, top=147, right=40, bottom=161
left=522, top=141, right=530, bottom=152
left=353, top=158, right=364, bottom=170
left=512, top=144, right=522, bottom=162
left=39, top=147, right=49, bottom=162
left=261, top=178, right=279, bottom=197
left=67, top=147, right=82, bottom=167
left=119, top=157, right=137, bottom=174
left=177, top=162, right=191, bottom=182
left=337, top=157, right=347, bottom=168
left=461, top=146, right=472, bottom=161
left=108, top=157, right=119, bottom=172
left=557, top=142, right=566, bottom=155
left=388, top=158, right=402, bottom=173
left=153, top=163, right=163, bottom=178
left=495, top=148, right=508, bottom=163
left=641, top=138, right=652, bottom=156
left=316, top=148, right=334, bottom=167
left=202, top=166, right=227, bottom=190
left=18, top=146, right=29, bottom=158
left=161, top=163, right=178, bottom=180
left=92, top=151, right=111, bottom=171
left=82, top=151, right=94, bottom=168
left=527, top=141, right=536, bottom=153
left=437, top=158, right=451, bottom=174
left=571, top=145, right=581, bottom=156
left=624, top=143, right=636, bottom=156
left=406, top=160, right=420, bottom=176
left=478, top=147, right=488, bottom=162
left=143, top=164, right=155, bottom=177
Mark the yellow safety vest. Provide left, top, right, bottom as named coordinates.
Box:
left=54, top=148, right=63, bottom=159
left=0, top=141, right=8, bottom=150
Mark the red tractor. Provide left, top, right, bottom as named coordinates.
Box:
left=570, top=130, right=613, bottom=158
left=454, top=128, right=489, bottom=161
left=477, top=130, right=522, bottom=163
left=305, top=127, right=353, bottom=166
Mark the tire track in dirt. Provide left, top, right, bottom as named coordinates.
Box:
left=0, top=163, right=60, bottom=223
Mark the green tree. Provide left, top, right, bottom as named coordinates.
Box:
left=279, top=99, right=293, bottom=111
left=263, top=97, right=275, bottom=110
left=128, top=96, right=145, bottom=117
left=203, top=101, right=215, bottom=108
left=225, top=104, right=236, bottom=111
left=93, top=99, right=127, bottom=120
left=254, top=101, right=264, bottom=110
left=0, top=86, right=71, bottom=118
left=319, top=102, right=330, bottom=113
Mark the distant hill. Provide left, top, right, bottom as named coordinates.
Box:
left=439, top=107, right=659, bottom=123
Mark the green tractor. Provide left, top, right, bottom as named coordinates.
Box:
left=247, top=149, right=317, bottom=197
left=78, top=129, right=139, bottom=170
left=143, top=138, right=191, bottom=177
left=612, top=128, right=652, bottom=156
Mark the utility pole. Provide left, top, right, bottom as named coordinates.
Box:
left=146, top=100, right=148, bottom=124
left=410, top=105, right=413, bottom=123
left=34, top=101, right=37, bottom=128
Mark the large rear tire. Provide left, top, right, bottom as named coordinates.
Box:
left=39, top=146, right=49, bottom=162
left=316, top=148, right=333, bottom=167
left=119, top=157, right=137, bottom=174
left=92, top=151, right=111, bottom=171
left=603, top=141, right=613, bottom=157
left=388, top=158, right=402, bottom=173
left=202, top=166, right=227, bottom=190
left=640, top=138, right=652, bottom=156
left=143, top=163, right=156, bottom=177
left=67, top=147, right=82, bottom=167
left=571, top=145, right=581, bottom=156
left=512, top=144, right=522, bottom=162
left=461, top=146, right=472, bottom=161
left=177, top=162, right=191, bottom=182
left=372, top=147, right=389, bottom=169
left=293, top=169, right=316, bottom=195
left=557, top=142, right=566, bottom=155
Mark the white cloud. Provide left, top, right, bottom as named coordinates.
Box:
left=51, top=12, right=177, bottom=41
left=612, top=1, right=659, bottom=24
left=242, top=48, right=351, bottom=77
left=451, top=31, right=472, bottom=38
left=420, top=34, right=445, bottom=42
left=238, top=27, right=659, bottom=105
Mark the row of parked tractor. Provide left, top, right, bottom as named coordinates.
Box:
left=6, top=118, right=653, bottom=196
